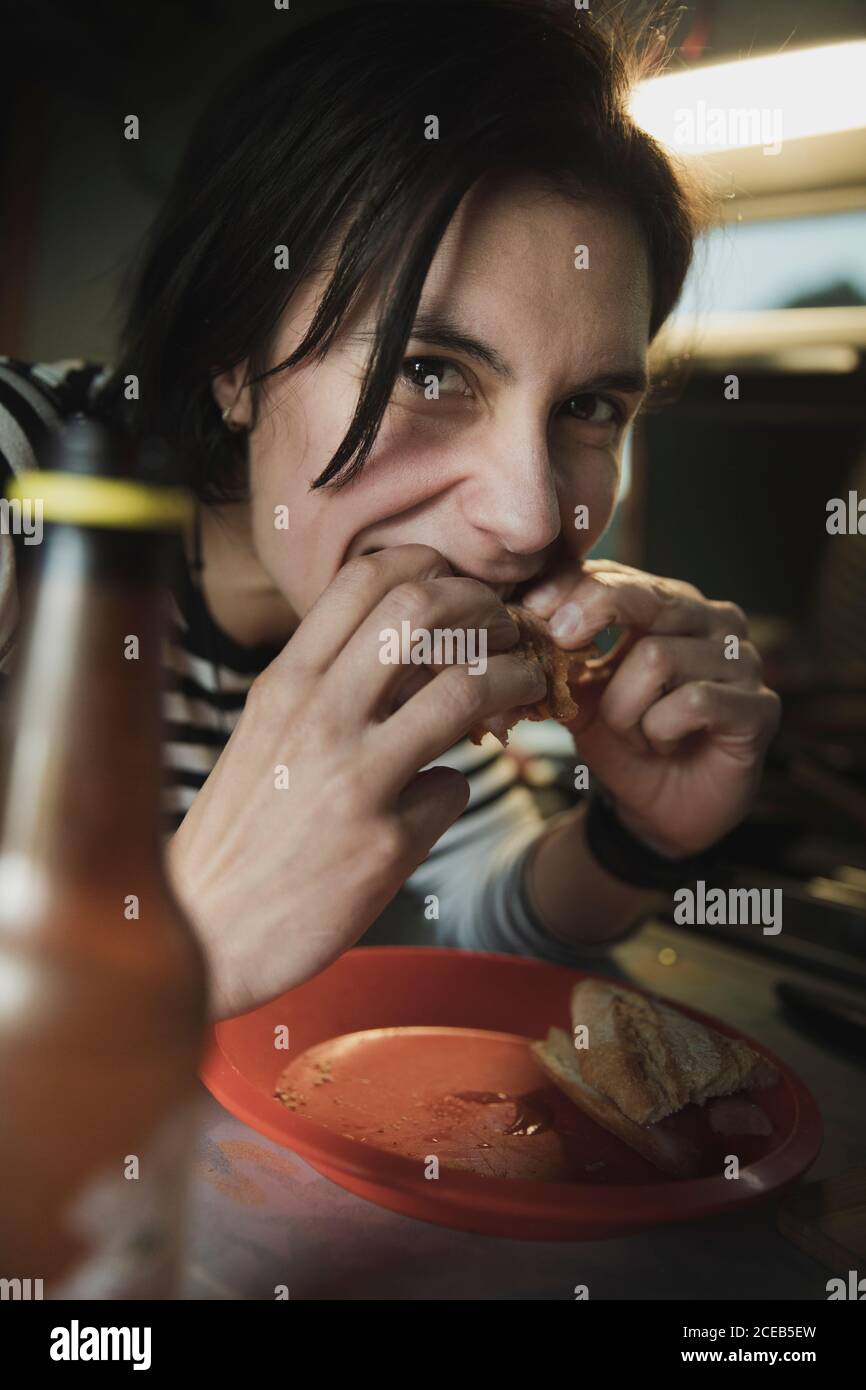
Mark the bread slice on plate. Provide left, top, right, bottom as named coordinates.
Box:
left=531, top=980, right=779, bottom=1178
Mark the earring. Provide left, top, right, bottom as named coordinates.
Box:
left=221, top=398, right=245, bottom=432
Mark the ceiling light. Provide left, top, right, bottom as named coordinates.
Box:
left=629, top=41, right=866, bottom=155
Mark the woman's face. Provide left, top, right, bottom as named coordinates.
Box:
left=219, top=172, right=652, bottom=620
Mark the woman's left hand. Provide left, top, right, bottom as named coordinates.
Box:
left=522, top=559, right=782, bottom=859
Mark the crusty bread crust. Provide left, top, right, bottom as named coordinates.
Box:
left=530, top=1027, right=701, bottom=1178
left=530, top=984, right=780, bottom=1178
left=571, top=980, right=778, bottom=1126
left=469, top=605, right=601, bottom=746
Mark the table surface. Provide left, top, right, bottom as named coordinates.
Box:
left=180, top=914, right=866, bottom=1301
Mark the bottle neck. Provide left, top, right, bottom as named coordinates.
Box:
left=0, top=525, right=170, bottom=881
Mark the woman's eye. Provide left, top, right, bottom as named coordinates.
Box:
left=398, top=356, right=470, bottom=398
left=563, top=394, right=623, bottom=425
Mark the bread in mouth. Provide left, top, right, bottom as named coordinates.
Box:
left=469, top=605, right=603, bottom=746
left=530, top=980, right=779, bottom=1178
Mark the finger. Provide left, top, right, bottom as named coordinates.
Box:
left=395, top=765, right=471, bottom=858
left=546, top=569, right=747, bottom=647
left=579, top=562, right=748, bottom=643
left=581, top=556, right=704, bottom=600
left=599, top=635, right=765, bottom=740
left=372, top=651, right=547, bottom=794
left=325, top=575, right=521, bottom=725
left=524, top=557, right=707, bottom=621
left=391, top=663, right=435, bottom=712
left=271, top=544, right=453, bottom=678
left=563, top=672, right=607, bottom=735
left=521, top=567, right=583, bottom=619
left=640, top=682, right=782, bottom=756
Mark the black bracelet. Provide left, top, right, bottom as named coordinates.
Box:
left=584, top=790, right=731, bottom=892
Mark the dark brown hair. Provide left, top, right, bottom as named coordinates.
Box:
left=94, top=0, right=707, bottom=502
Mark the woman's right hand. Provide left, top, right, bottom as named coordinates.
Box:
left=166, top=544, right=545, bottom=1019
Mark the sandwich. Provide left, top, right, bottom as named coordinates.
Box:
left=531, top=979, right=779, bottom=1177
left=469, top=604, right=604, bottom=746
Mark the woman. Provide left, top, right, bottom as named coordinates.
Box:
left=0, top=0, right=780, bottom=1020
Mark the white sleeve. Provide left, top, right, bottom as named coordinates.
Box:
left=405, top=735, right=636, bottom=965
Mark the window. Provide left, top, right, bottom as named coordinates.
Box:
left=674, top=209, right=866, bottom=316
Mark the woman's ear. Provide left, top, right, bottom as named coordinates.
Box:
left=211, top=363, right=252, bottom=429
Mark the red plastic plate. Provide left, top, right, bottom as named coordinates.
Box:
left=200, top=947, right=822, bottom=1240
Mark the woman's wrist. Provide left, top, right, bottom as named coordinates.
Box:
left=166, top=831, right=240, bottom=1021
left=165, top=829, right=197, bottom=917
left=523, top=804, right=660, bottom=949
left=584, top=791, right=732, bottom=892
left=606, top=801, right=688, bottom=860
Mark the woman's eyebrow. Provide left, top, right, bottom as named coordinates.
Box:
left=408, top=310, right=649, bottom=398
left=350, top=310, right=648, bottom=398
left=408, top=311, right=515, bottom=380
left=577, top=368, right=649, bottom=398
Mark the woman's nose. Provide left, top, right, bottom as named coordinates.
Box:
left=461, top=427, right=562, bottom=555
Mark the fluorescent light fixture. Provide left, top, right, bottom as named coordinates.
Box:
left=629, top=41, right=866, bottom=154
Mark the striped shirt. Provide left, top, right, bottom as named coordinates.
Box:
left=0, top=356, right=617, bottom=966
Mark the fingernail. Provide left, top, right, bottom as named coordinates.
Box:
left=550, top=602, right=583, bottom=640
left=523, top=584, right=560, bottom=611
